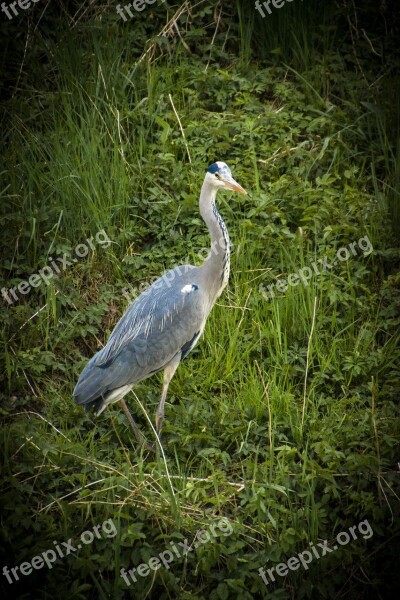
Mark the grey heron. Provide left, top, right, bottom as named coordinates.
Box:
left=73, top=162, right=246, bottom=448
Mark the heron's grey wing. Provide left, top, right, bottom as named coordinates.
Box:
left=96, top=266, right=203, bottom=366
left=73, top=266, right=206, bottom=406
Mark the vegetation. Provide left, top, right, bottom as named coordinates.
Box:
left=1, top=1, right=399, bottom=598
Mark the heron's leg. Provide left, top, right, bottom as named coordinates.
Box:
left=119, top=399, right=155, bottom=452
left=155, top=357, right=180, bottom=434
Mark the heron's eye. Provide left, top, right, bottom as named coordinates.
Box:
left=215, top=173, right=221, bottom=179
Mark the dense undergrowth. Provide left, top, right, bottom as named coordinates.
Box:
left=1, top=1, right=399, bottom=599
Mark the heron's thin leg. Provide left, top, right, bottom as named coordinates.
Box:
left=119, top=399, right=155, bottom=452
left=155, top=357, right=180, bottom=434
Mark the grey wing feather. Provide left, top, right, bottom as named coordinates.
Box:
left=73, top=266, right=206, bottom=406
left=95, top=265, right=203, bottom=367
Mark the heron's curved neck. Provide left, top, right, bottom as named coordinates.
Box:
left=199, top=179, right=230, bottom=298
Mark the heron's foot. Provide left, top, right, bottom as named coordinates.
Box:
left=131, top=428, right=156, bottom=453
left=136, top=438, right=156, bottom=453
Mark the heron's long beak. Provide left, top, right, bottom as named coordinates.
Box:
left=223, top=177, right=247, bottom=195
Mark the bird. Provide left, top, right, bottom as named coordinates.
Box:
left=73, top=161, right=246, bottom=449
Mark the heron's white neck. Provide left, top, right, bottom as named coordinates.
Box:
left=199, top=178, right=231, bottom=300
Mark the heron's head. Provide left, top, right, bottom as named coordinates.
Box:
left=205, top=162, right=247, bottom=195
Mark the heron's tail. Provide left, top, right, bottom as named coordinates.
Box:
left=73, top=352, right=136, bottom=415
left=73, top=356, right=111, bottom=415
left=73, top=382, right=108, bottom=415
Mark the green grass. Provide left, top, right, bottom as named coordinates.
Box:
left=1, top=1, right=400, bottom=599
